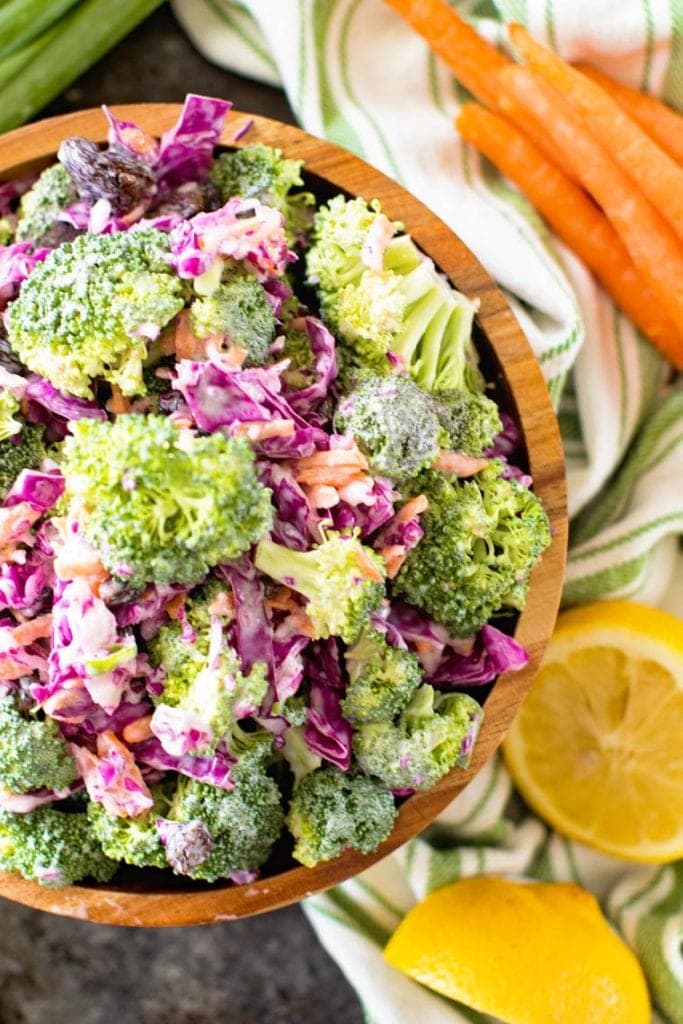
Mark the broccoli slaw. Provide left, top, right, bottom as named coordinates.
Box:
left=0, top=94, right=549, bottom=888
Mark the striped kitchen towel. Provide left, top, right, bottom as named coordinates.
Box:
left=171, top=2, right=683, bottom=1020
left=172, top=0, right=683, bottom=611
left=304, top=754, right=683, bottom=1024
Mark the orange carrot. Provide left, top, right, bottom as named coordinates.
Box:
left=380, top=545, right=407, bottom=578
left=434, top=449, right=490, bottom=476
left=382, top=0, right=508, bottom=108
left=231, top=419, right=296, bottom=442
left=498, top=65, right=683, bottom=358
left=509, top=24, right=683, bottom=242
left=305, top=484, right=340, bottom=508
left=122, top=715, right=154, bottom=745
left=265, top=587, right=302, bottom=613
left=109, top=384, right=131, bottom=414
left=575, top=63, right=683, bottom=166
left=390, top=494, right=429, bottom=523
left=174, top=310, right=206, bottom=361
left=12, top=613, right=52, bottom=645
left=456, top=103, right=683, bottom=364
left=207, top=590, right=236, bottom=618
left=164, top=593, right=187, bottom=619
left=354, top=546, right=385, bottom=583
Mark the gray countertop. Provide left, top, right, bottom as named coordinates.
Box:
left=0, top=7, right=364, bottom=1023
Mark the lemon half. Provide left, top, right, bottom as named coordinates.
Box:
left=384, top=876, right=649, bottom=1023
left=504, top=600, right=683, bottom=862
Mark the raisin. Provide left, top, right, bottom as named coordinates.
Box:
left=58, top=137, right=156, bottom=213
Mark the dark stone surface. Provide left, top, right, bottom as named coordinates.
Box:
left=0, top=8, right=362, bottom=1024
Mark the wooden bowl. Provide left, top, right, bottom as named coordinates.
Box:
left=0, top=105, right=567, bottom=926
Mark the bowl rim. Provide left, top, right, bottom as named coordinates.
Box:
left=0, top=103, right=567, bottom=926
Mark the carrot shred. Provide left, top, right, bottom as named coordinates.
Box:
left=122, top=715, right=154, bottom=745
left=207, top=590, right=236, bottom=618
left=456, top=103, right=683, bottom=363
left=163, top=593, right=187, bottom=620
left=305, top=484, right=340, bottom=509
left=380, top=544, right=407, bottom=579
left=354, top=547, right=385, bottom=583
left=109, top=385, right=131, bottom=414
left=231, top=419, right=296, bottom=442
left=382, top=0, right=508, bottom=108
left=12, top=613, right=52, bottom=645
left=574, top=64, right=683, bottom=167
left=434, top=449, right=489, bottom=476
left=265, top=587, right=302, bottom=613
left=498, top=65, right=683, bottom=362
left=174, top=310, right=206, bottom=361
left=509, top=24, right=683, bottom=243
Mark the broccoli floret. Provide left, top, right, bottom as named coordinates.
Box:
left=254, top=531, right=385, bottom=645
left=6, top=229, right=186, bottom=399
left=0, top=390, right=22, bottom=442
left=281, top=323, right=315, bottom=389
left=0, top=807, right=117, bottom=887
left=0, top=423, right=46, bottom=501
left=353, top=685, right=483, bottom=791
left=209, top=143, right=314, bottom=245
left=87, top=783, right=172, bottom=869
left=15, top=163, right=77, bottom=245
left=149, top=586, right=269, bottom=748
left=190, top=274, right=275, bottom=364
left=341, top=630, right=422, bottom=725
left=0, top=694, right=77, bottom=794
left=432, top=387, right=502, bottom=457
left=394, top=463, right=551, bottom=637
left=61, top=414, right=273, bottom=588
left=334, top=373, right=441, bottom=480
left=287, top=765, right=397, bottom=868
left=307, top=196, right=476, bottom=391
left=167, top=744, right=284, bottom=881
left=0, top=218, right=14, bottom=246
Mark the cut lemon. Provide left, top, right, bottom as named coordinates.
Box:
left=504, top=600, right=683, bottom=862
left=384, top=876, right=650, bottom=1023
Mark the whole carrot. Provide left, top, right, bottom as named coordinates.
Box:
left=575, top=64, right=683, bottom=166
left=456, top=103, right=682, bottom=367
left=509, top=23, right=683, bottom=243
left=498, top=65, right=683, bottom=348
left=382, top=0, right=508, bottom=108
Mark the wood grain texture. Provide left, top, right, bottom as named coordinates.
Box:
left=0, top=105, right=568, bottom=926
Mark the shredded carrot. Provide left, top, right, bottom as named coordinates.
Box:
left=207, top=590, right=236, bottom=618
left=509, top=24, right=683, bottom=243
left=0, top=503, right=35, bottom=548
left=286, top=609, right=316, bottom=638
left=158, top=325, right=176, bottom=356
left=232, top=419, right=296, bottom=442
left=296, top=467, right=369, bottom=489
left=164, top=593, right=186, bottom=620
left=295, top=445, right=370, bottom=473
left=265, top=587, right=301, bottom=613
left=174, top=310, right=206, bottom=361
left=394, top=495, right=429, bottom=523
left=109, top=384, right=131, bottom=414
left=354, top=547, right=385, bottom=583
left=205, top=340, right=248, bottom=368
left=11, top=613, right=52, bottom=645
left=456, top=103, right=683, bottom=363
left=380, top=544, right=407, bottom=578
left=498, top=65, right=683, bottom=358
left=382, top=0, right=508, bottom=108
left=305, top=484, right=340, bottom=509
left=122, top=715, right=155, bottom=745
left=575, top=64, right=683, bottom=167
left=53, top=537, right=109, bottom=585
left=435, top=450, right=491, bottom=476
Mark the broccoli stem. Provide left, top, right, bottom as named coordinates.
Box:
left=254, top=538, right=319, bottom=597
left=0, top=0, right=166, bottom=133
left=0, top=0, right=80, bottom=63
